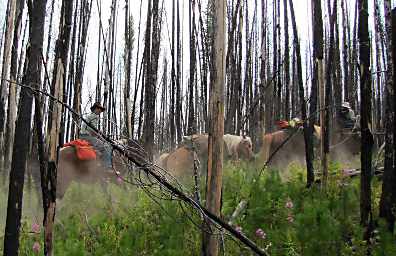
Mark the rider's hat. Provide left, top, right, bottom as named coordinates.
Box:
left=90, top=102, right=106, bottom=112
left=341, top=102, right=351, bottom=109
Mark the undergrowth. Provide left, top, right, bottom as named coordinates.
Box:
left=0, top=162, right=395, bottom=255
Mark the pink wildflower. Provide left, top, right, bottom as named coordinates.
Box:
left=32, top=242, right=40, bottom=253
left=235, top=225, right=242, bottom=233
left=286, top=214, right=294, bottom=223
left=255, top=228, right=266, bottom=239
left=116, top=176, right=123, bottom=184
left=285, top=198, right=294, bottom=209
left=31, top=223, right=40, bottom=234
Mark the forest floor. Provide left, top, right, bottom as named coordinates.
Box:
left=0, top=160, right=395, bottom=255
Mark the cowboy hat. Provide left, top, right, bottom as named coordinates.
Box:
left=90, top=102, right=106, bottom=112
left=341, top=102, right=351, bottom=109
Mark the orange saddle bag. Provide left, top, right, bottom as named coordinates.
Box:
left=63, top=139, right=97, bottom=161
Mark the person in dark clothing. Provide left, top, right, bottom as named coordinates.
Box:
left=80, top=102, right=112, bottom=169
left=337, top=102, right=357, bottom=130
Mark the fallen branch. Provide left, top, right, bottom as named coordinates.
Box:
left=339, top=167, right=384, bottom=178
left=228, top=200, right=247, bottom=226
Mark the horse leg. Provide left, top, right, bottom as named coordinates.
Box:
left=56, top=174, right=72, bottom=200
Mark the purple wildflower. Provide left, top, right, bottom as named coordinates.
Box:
left=32, top=242, right=40, bottom=253
left=31, top=223, right=40, bottom=234
left=286, top=214, right=294, bottom=223
left=255, top=228, right=266, bottom=239
left=285, top=198, right=294, bottom=209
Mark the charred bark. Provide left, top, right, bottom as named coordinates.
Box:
left=308, top=0, right=324, bottom=187
left=379, top=3, right=395, bottom=233
left=0, top=0, right=17, bottom=166
left=3, top=0, right=25, bottom=171
left=143, top=0, right=161, bottom=159
left=187, top=0, right=197, bottom=135
left=3, top=0, right=47, bottom=254
left=358, top=0, right=373, bottom=228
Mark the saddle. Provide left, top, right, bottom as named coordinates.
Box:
left=63, top=139, right=97, bottom=161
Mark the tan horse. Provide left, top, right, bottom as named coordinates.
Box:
left=159, top=134, right=255, bottom=178
left=56, top=142, right=129, bottom=199
left=256, top=126, right=321, bottom=169
left=256, top=123, right=361, bottom=170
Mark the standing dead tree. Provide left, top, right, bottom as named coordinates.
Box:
left=203, top=0, right=225, bottom=255
left=71, top=0, right=92, bottom=140
left=42, top=0, right=75, bottom=254
left=322, top=0, right=337, bottom=187
left=307, top=0, right=324, bottom=187
left=288, top=0, right=311, bottom=189
left=175, top=0, right=183, bottom=144
left=283, top=0, right=290, bottom=120
left=0, top=0, right=17, bottom=170
left=224, top=0, right=241, bottom=134
left=358, top=0, right=373, bottom=231
left=379, top=2, right=396, bottom=233
left=3, top=0, right=25, bottom=172
left=197, top=0, right=209, bottom=133
left=124, top=0, right=134, bottom=138
left=143, top=0, right=161, bottom=159
left=3, top=0, right=47, bottom=255
left=187, top=0, right=197, bottom=135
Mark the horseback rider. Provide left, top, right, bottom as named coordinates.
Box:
left=338, top=102, right=357, bottom=130
left=79, top=102, right=113, bottom=170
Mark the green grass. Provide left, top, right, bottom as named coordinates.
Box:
left=0, top=162, right=395, bottom=255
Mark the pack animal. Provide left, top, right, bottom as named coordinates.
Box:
left=256, top=126, right=321, bottom=169
left=256, top=121, right=361, bottom=170
left=159, top=134, right=254, bottom=177
left=223, top=134, right=254, bottom=161
left=56, top=140, right=131, bottom=199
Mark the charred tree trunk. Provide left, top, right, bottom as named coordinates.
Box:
left=283, top=0, right=290, bottom=120
left=333, top=8, right=342, bottom=111
left=198, top=0, right=209, bottom=133
left=379, top=2, right=395, bottom=233
left=44, top=0, right=55, bottom=64
left=169, top=0, right=176, bottom=148
left=187, top=0, right=197, bottom=135
left=358, top=0, right=373, bottom=229
left=143, top=0, right=161, bottom=159
left=67, top=0, right=79, bottom=141
left=322, top=0, right=337, bottom=187
left=44, top=0, right=74, bottom=254
left=0, top=0, right=17, bottom=166
left=258, top=0, right=267, bottom=144
left=308, top=0, right=324, bottom=187
left=3, top=0, right=47, bottom=254
left=270, top=0, right=276, bottom=124
left=340, top=0, right=349, bottom=104
left=124, top=0, right=133, bottom=138
left=72, top=0, right=92, bottom=138
left=175, top=0, right=183, bottom=144
left=350, top=1, right=358, bottom=110
left=159, top=58, right=168, bottom=150
left=289, top=0, right=312, bottom=188
left=225, top=0, right=241, bottom=134
left=394, top=7, right=396, bottom=237
left=3, top=0, right=25, bottom=172
left=373, top=0, right=383, bottom=132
